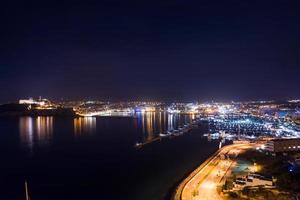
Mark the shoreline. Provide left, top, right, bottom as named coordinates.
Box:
left=170, top=147, right=223, bottom=200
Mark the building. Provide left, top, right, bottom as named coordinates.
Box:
left=19, top=98, right=49, bottom=106
left=265, top=138, right=300, bottom=153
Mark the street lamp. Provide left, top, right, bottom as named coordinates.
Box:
left=253, top=162, right=257, bottom=173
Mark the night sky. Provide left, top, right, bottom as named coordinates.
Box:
left=1, top=0, right=300, bottom=102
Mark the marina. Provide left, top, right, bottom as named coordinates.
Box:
left=134, top=113, right=200, bottom=148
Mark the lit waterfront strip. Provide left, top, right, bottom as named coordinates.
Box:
left=172, top=143, right=253, bottom=200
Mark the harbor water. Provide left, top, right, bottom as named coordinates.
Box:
left=0, top=113, right=219, bottom=200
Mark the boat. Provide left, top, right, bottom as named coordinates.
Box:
left=173, top=129, right=183, bottom=136
left=135, top=142, right=143, bottom=148
left=167, top=131, right=173, bottom=135
left=159, top=133, right=168, bottom=137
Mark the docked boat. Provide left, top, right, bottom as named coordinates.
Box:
left=159, top=133, right=168, bottom=137
left=135, top=142, right=143, bottom=148
left=167, top=131, right=173, bottom=135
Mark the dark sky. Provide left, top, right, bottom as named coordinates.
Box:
left=1, top=0, right=300, bottom=103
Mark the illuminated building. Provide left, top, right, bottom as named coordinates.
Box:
left=19, top=98, right=49, bottom=106
left=265, top=138, right=300, bottom=153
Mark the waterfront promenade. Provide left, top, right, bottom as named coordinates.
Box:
left=173, top=143, right=253, bottom=200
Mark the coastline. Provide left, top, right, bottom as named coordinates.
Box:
left=170, top=143, right=252, bottom=200
left=170, top=147, right=223, bottom=200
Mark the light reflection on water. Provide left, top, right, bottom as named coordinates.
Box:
left=137, top=112, right=195, bottom=143
left=18, top=113, right=194, bottom=148
left=19, top=116, right=53, bottom=149
left=73, top=117, right=96, bottom=136
left=19, top=116, right=98, bottom=149
left=36, top=117, right=53, bottom=141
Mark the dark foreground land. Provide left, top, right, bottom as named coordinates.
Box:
left=224, top=149, right=300, bottom=200
left=0, top=103, right=76, bottom=116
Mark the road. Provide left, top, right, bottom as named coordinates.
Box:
left=178, top=143, right=253, bottom=200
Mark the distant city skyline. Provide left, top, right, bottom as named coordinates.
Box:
left=2, top=96, right=300, bottom=105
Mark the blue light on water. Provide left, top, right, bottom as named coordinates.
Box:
left=288, top=166, right=294, bottom=173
